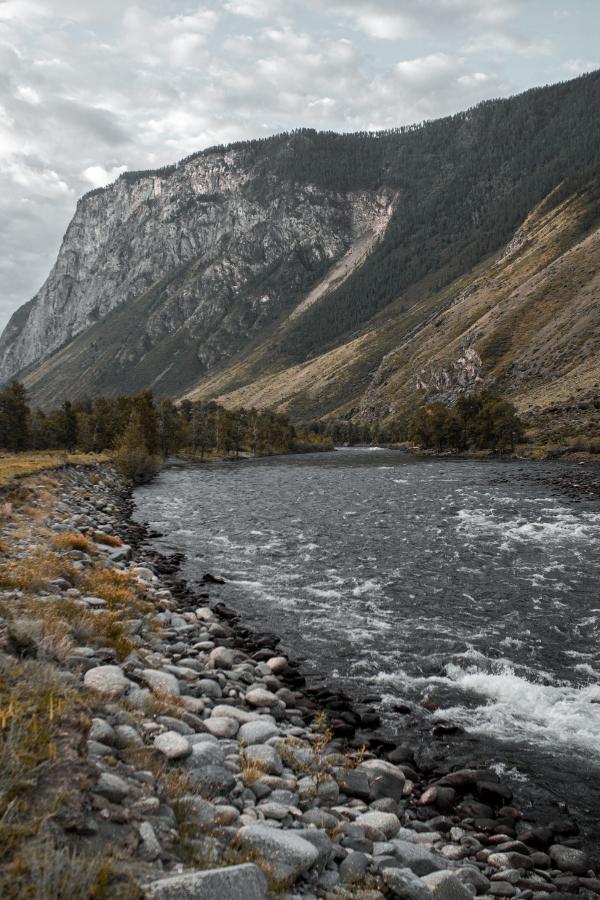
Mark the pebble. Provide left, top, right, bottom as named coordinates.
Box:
left=142, top=669, right=180, bottom=698
left=84, top=665, right=130, bottom=696
left=204, top=716, right=240, bottom=739
left=245, top=687, right=279, bottom=708
left=153, top=731, right=192, bottom=759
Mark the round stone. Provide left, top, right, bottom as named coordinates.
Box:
left=209, top=647, right=234, bottom=669
left=84, top=665, right=129, bottom=696
left=246, top=687, right=278, bottom=708
left=153, top=730, right=192, bottom=759
left=266, top=656, right=288, bottom=675
left=142, top=668, right=180, bottom=698
left=204, top=716, right=240, bottom=739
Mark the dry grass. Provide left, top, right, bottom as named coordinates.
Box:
left=0, top=452, right=110, bottom=487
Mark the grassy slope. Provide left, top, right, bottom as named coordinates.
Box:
left=201, top=166, right=600, bottom=428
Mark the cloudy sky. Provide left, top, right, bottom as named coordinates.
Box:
left=0, top=0, right=598, bottom=333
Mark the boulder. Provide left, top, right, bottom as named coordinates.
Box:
left=243, top=745, right=283, bottom=776
left=236, top=825, right=319, bottom=887
left=142, top=669, right=180, bottom=699
left=209, top=647, right=234, bottom=670
left=298, top=828, right=332, bottom=874
left=548, top=844, right=590, bottom=877
left=204, top=717, right=239, bottom=739
left=188, top=765, right=236, bottom=798
left=153, top=731, right=192, bottom=760
left=246, top=688, right=279, bottom=708
left=84, top=665, right=130, bottom=697
left=382, top=867, right=436, bottom=900
left=93, top=772, right=130, bottom=804
left=138, top=821, right=161, bottom=862
left=239, top=720, right=279, bottom=746
left=355, top=811, right=401, bottom=839
left=390, top=840, right=449, bottom=876
left=421, top=871, right=474, bottom=900
left=211, top=705, right=260, bottom=723
left=454, top=867, right=491, bottom=895
left=143, top=863, right=268, bottom=900
left=339, top=851, right=369, bottom=883
left=266, top=657, right=288, bottom=675
left=359, top=759, right=406, bottom=803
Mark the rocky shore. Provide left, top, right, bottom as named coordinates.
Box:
left=0, top=462, right=598, bottom=900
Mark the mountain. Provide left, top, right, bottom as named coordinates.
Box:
left=2, top=70, right=600, bottom=422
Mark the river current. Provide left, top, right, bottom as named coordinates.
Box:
left=133, top=448, right=600, bottom=837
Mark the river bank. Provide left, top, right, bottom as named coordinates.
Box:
left=0, top=459, right=598, bottom=899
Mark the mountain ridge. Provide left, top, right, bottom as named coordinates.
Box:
left=2, top=70, right=600, bottom=423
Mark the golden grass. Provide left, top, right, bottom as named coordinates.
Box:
left=0, top=452, right=110, bottom=487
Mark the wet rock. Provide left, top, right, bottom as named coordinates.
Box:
left=339, top=851, right=368, bottom=883
left=422, top=870, right=474, bottom=900
left=236, top=825, right=319, bottom=887
left=390, top=840, right=449, bottom=876
left=204, top=716, right=239, bottom=739
left=93, top=772, right=130, bottom=804
left=143, top=669, right=180, bottom=698
left=144, top=863, right=268, bottom=900
left=382, top=867, right=436, bottom=900
left=138, top=820, right=162, bottom=862
left=153, top=731, right=192, bottom=760
left=84, top=665, right=130, bottom=697
left=549, top=845, right=590, bottom=877
left=477, top=782, right=512, bottom=806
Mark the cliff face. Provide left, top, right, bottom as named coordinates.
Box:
left=0, top=143, right=392, bottom=391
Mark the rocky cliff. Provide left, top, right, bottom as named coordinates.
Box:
left=0, top=139, right=393, bottom=395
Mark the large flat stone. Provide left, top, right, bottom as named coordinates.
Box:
left=236, top=825, right=319, bottom=887
left=144, top=863, right=268, bottom=900
left=211, top=705, right=261, bottom=723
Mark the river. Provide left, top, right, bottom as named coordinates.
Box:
left=133, top=448, right=600, bottom=843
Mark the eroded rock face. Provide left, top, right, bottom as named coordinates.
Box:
left=0, top=141, right=394, bottom=392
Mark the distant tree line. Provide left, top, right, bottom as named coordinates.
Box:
left=0, top=383, right=333, bottom=477
left=407, top=390, right=524, bottom=452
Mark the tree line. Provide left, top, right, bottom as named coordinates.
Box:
left=0, top=382, right=333, bottom=477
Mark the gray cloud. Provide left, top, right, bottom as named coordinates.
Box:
left=0, top=0, right=596, bottom=332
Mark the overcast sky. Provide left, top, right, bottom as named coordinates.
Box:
left=0, top=0, right=598, bottom=333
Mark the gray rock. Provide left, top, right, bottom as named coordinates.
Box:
left=335, top=767, right=371, bottom=801
left=359, top=759, right=406, bottom=803
left=197, top=679, right=222, bottom=700
left=138, top=820, right=162, bottom=862
left=204, top=716, right=239, bottom=739
left=339, top=851, right=369, bottom=883
left=153, top=731, right=192, bottom=760
left=236, top=825, right=319, bottom=887
left=488, top=883, right=517, bottom=897
left=372, top=855, right=401, bottom=872
left=210, top=704, right=260, bottom=723
left=181, top=742, right=226, bottom=769
left=243, top=744, right=283, bottom=776
left=257, top=801, right=289, bottom=820
left=270, top=789, right=299, bottom=807
left=156, top=716, right=194, bottom=735
left=209, top=647, right=234, bottom=669
left=246, top=687, right=279, bottom=708
left=89, top=718, right=115, bottom=746
left=84, top=665, right=130, bottom=696
left=421, top=871, right=474, bottom=900
left=390, top=840, right=449, bottom=876
left=188, top=765, right=237, bottom=798
left=454, top=867, right=491, bottom=895
left=382, top=867, right=436, bottom=900
left=239, top=720, right=280, bottom=746
left=298, top=828, right=332, bottom=874
left=549, top=844, right=590, bottom=877
left=114, top=724, right=143, bottom=749
left=318, top=870, right=340, bottom=890
left=87, top=740, right=114, bottom=757
left=143, top=669, right=180, bottom=698
left=355, top=810, right=401, bottom=839
left=144, top=863, right=268, bottom=900
left=177, top=795, right=217, bottom=828
left=93, top=772, right=130, bottom=804
left=301, top=808, right=338, bottom=830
